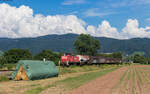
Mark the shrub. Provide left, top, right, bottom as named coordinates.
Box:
left=0, top=76, right=9, bottom=82
left=34, top=50, right=62, bottom=66
left=0, top=56, right=7, bottom=68
left=4, top=48, right=32, bottom=64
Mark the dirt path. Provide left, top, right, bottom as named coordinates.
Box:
left=69, top=67, right=128, bottom=94
left=69, top=65, right=150, bottom=94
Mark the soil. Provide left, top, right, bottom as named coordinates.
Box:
left=69, top=65, right=150, bottom=94
left=69, top=67, right=128, bottom=94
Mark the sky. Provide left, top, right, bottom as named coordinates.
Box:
left=0, top=0, right=150, bottom=39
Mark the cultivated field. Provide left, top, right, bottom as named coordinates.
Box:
left=70, top=64, right=150, bottom=94
left=1, top=64, right=150, bottom=94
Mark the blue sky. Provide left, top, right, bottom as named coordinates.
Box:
left=1, top=0, right=150, bottom=30
left=0, top=0, right=150, bottom=39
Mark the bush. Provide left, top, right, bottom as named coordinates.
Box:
left=7, top=65, right=13, bottom=70
left=4, top=48, right=32, bottom=64
left=0, top=64, right=2, bottom=68
left=0, top=76, right=9, bottom=82
left=0, top=56, right=7, bottom=68
left=34, top=50, right=62, bottom=66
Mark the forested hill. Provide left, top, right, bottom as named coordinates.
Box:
left=0, top=34, right=149, bottom=56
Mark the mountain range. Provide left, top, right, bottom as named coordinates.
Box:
left=0, top=34, right=149, bottom=56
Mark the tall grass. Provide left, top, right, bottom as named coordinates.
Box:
left=0, top=76, right=9, bottom=82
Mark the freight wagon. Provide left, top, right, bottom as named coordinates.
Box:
left=88, top=56, right=123, bottom=64
left=61, top=54, right=123, bottom=66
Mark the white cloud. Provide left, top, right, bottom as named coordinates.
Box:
left=121, top=19, right=150, bottom=39
left=0, top=3, right=86, bottom=38
left=87, top=25, right=96, bottom=35
left=96, top=21, right=121, bottom=39
left=87, top=20, right=150, bottom=39
left=62, top=0, right=87, bottom=5
left=109, top=0, right=150, bottom=8
left=0, top=3, right=150, bottom=39
left=83, top=8, right=116, bottom=17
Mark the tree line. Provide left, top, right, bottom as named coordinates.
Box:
left=0, top=34, right=149, bottom=68
left=0, top=49, right=64, bottom=68
left=125, top=52, right=150, bottom=64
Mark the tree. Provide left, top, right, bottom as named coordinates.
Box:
left=112, top=52, right=122, bottom=58
left=147, top=58, right=150, bottom=64
left=4, top=48, right=32, bottom=64
left=74, top=34, right=100, bottom=56
left=0, top=56, right=7, bottom=68
left=133, top=54, right=146, bottom=64
left=34, top=50, right=61, bottom=65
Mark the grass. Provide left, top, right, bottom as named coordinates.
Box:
left=25, top=66, right=121, bottom=94
left=0, top=75, right=9, bottom=82
left=0, top=64, right=16, bottom=70
left=58, top=64, right=120, bottom=75
left=25, top=86, right=44, bottom=94
left=25, top=84, right=57, bottom=94
left=58, top=67, right=119, bottom=89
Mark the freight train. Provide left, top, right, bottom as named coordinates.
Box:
left=88, top=56, right=123, bottom=64
left=60, top=53, right=123, bottom=66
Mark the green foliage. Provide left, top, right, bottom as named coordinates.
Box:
left=125, top=55, right=134, bottom=62
left=74, top=34, right=100, bottom=56
left=4, top=48, right=32, bottom=64
left=133, top=54, right=147, bottom=64
left=112, top=52, right=122, bottom=58
left=0, top=34, right=150, bottom=57
left=97, top=53, right=113, bottom=58
left=147, top=58, right=150, bottom=64
left=0, top=76, right=9, bottom=82
left=3, top=64, right=16, bottom=70
left=25, top=87, right=43, bottom=94
left=125, top=52, right=150, bottom=64
left=34, top=50, right=61, bottom=65
left=97, top=52, right=122, bottom=59
left=131, top=52, right=145, bottom=57
left=0, top=56, right=7, bottom=68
